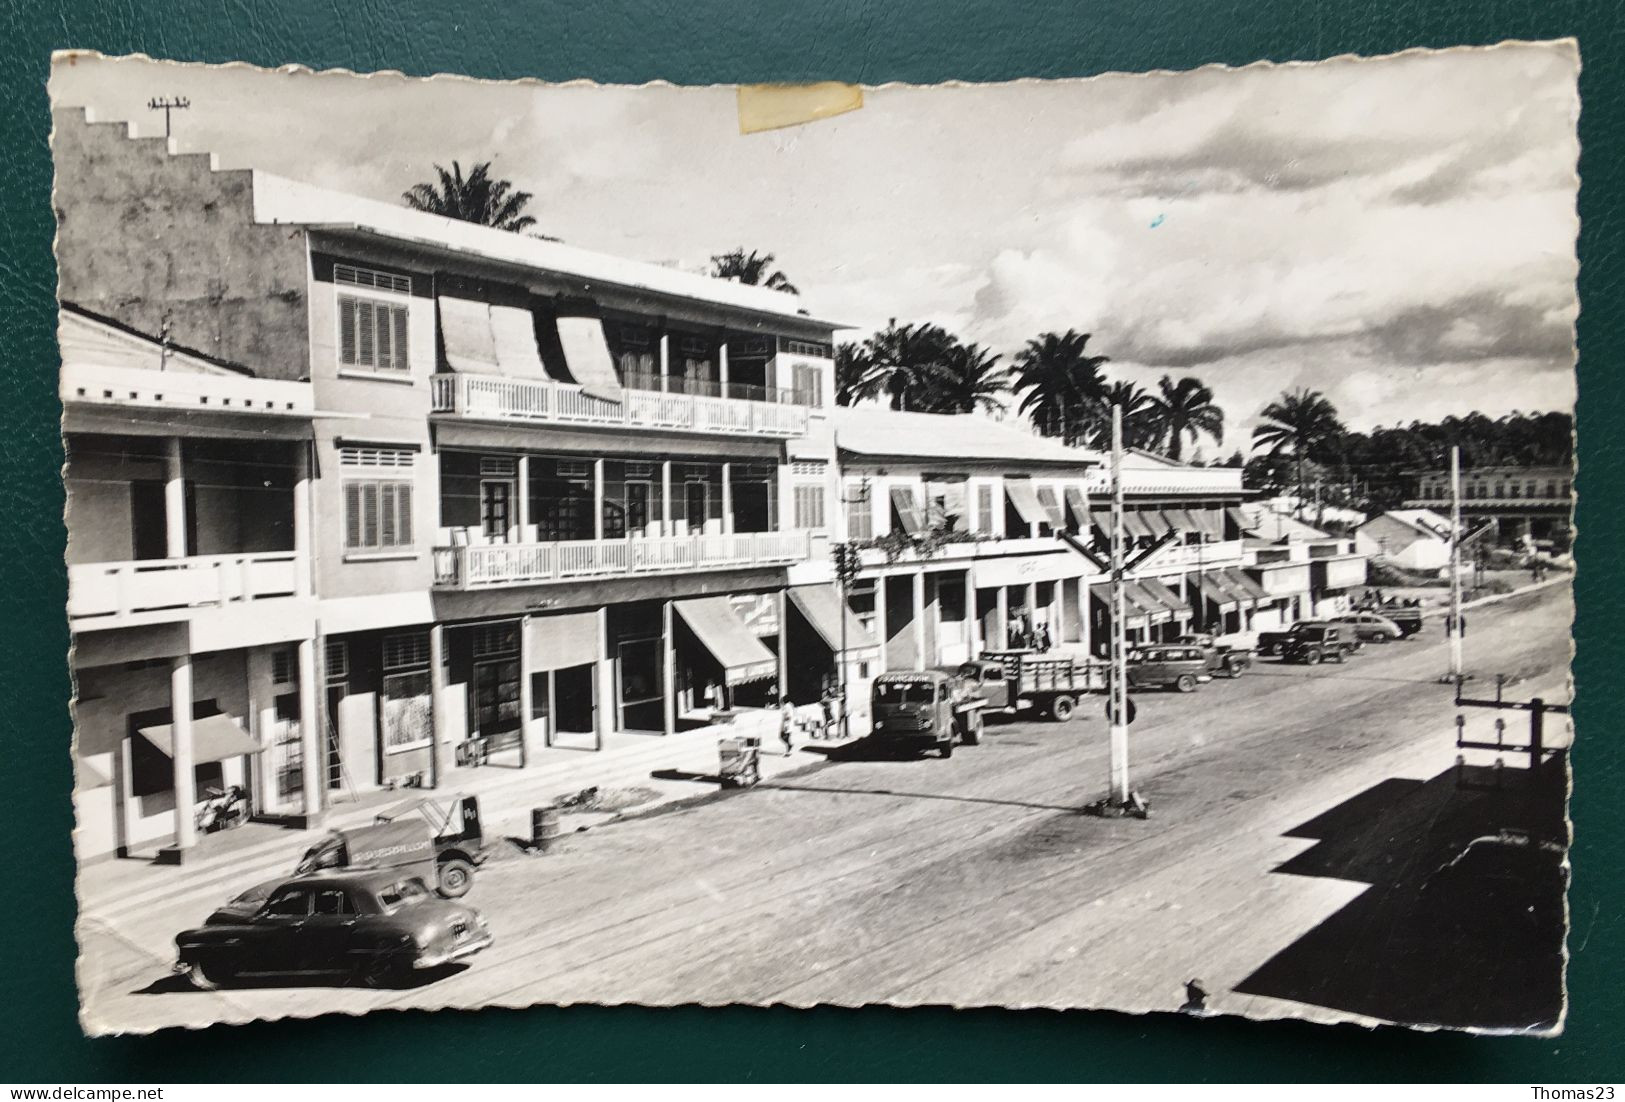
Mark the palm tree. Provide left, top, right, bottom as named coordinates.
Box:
left=402, top=161, right=538, bottom=233
left=1101, top=379, right=1158, bottom=450
left=1251, top=388, right=1346, bottom=518
left=921, top=342, right=1011, bottom=415
left=1146, top=375, right=1226, bottom=461
left=1011, top=330, right=1111, bottom=446
left=836, top=320, right=958, bottom=411
left=710, top=249, right=799, bottom=295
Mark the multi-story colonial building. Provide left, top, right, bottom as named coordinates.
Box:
left=55, top=106, right=1349, bottom=866
left=1405, top=465, right=1573, bottom=549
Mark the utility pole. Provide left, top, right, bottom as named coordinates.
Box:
left=148, top=95, right=190, bottom=139
left=1448, top=445, right=1465, bottom=682
left=1106, top=404, right=1134, bottom=808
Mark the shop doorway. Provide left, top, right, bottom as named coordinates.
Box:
left=617, top=637, right=663, bottom=732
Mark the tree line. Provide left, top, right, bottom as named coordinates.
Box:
left=401, top=160, right=1574, bottom=511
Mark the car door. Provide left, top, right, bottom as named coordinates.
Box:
left=299, top=887, right=364, bottom=973
left=249, top=886, right=314, bottom=974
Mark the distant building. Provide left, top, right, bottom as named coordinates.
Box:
left=1355, top=509, right=1455, bottom=573
left=1405, top=465, right=1572, bottom=549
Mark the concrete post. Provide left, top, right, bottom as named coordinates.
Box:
left=777, top=588, right=790, bottom=704
left=722, top=462, right=734, bottom=535
left=170, top=654, right=197, bottom=854
left=164, top=437, right=187, bottom=558
left=661, top=601, right=677, bottom=737
left=595, top=607, right=613, bottom=751
left=875, top=573, right=891, bottom=674
left=718, top=338, right=730, bottom=397
left=518, top=614, right=534, bottom=767
left=429, top=624, right=448, bottom=788
left=996, top=586, right=1010, bottom=649
left=517, top=454, right=531, bottom=543
left=293, top=441, right=312, bottom=596
left=593, top=459, right=606, bottom=542
left=658, top=331, right=671, bottom=393
left=661, top=460, right=673, bottom=537
left=963, top=569, right=975, bottom=657
left=297, top=636, right=323, bottom=822
left=913, top=571, right=927, bottom=670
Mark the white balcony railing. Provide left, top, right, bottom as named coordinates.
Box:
left=434, top=531, right=813, bottom=589
left=68, top=552, right=304, bottom=626
left=431, top=372, right=809, bottom=438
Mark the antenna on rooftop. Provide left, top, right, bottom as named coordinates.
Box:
left=147, top=96, right=190, bottom=140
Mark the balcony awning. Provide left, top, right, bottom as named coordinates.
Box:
left=525, top=610, right=600, bottom=673
left=554, top=317, right=625, bottom=403
left=675, top=596, right=778, bottom=687
left=1222, top=566, right=1270, bottom=601
left=137, top=714, right=262, bottom=765
left=1089, top=583, right=1150, bottom=630
left=1034, top=486, right=1067, bottom=529
left=1140, top=510, right=1173, bottom=538
left=490, top=305, right=548, bottom=379
left=890, top=487, right=927, bottom=535
left=1162, top=508, right=1198, bottom=535
left=1226, top=506, right=1254, bottom=535
left=438, top=296, right=501, bottom=374
left=1193, top=509, right=1226, bottom=541
left=1064, top=487, right=1090, bottom=528
left=1121, top=511, right=1154, bottom=540
left=789, top=584, right=880, bottom=660
left=1005, top=480, right=1049, bottom=527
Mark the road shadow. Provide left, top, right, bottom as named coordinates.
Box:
left=800, top=737, right=948, bottom=763
left=763, top=778, right=1077, bottom=815
left=1232, top=754, right=1567, bottom=1031
left=136, top=962, right=472, bottom=996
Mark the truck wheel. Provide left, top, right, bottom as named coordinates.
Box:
left=437, top=857, right=475, bottom=899
left=1050, top=695, right=1077, bottom=722
left=1304, top=647, right=1323, bottom=665
left=1175, top=674, right=1197, bottom=693
left=1372, top=631, right=1389, bottom=644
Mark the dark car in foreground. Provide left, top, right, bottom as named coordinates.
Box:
left=1280, top=624, right=1360, bottom=665
left=175, top=869, right=493, bottom=990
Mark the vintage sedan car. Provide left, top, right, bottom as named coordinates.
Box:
left=1280, top=624, right=1360, bottom=664
left=1331, top=611, right=1405, bottom=643
left=175, top=869, right=493, bottom=990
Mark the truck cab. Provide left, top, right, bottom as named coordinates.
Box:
left=871, top=670, right=975, bottom=757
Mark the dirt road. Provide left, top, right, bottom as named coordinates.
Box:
left=82, top=583, right=1573, bottom=1034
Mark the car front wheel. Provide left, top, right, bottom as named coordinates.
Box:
left=1175, top=674, right=1197, bottom=693
left=1372, top=631, right=1390, bottom=644
left=187, top=957, right=232, bottom=991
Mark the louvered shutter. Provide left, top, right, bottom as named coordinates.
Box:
left=344, top=483, right=362, bottom=548
left=339, top=297, right=357, bottom=364
left=357, top=300, right=375, bottom=366
left=362, top=483, right=380, bottom=548
left=392, top=306, right=409, bottom=371
left=380, top=484, right=398, bottom=547
left=395, top=483, right=413, bottom=545
left=375, top=305, right=392, bottom=368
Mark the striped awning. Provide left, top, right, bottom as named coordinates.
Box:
left=1005, top=480, right=1049, bottom=527
left=674, top=597, right=777, bottom=687
left=1064, top=487, right=1090, bottom=529
left=1090, top=583, right=1151, bottom=630
left=1191, top=571, right=1240, bottom=613
left=1138, top=577, right=1192, bottom=619
left=1223, top=566, right=1269, bottom=601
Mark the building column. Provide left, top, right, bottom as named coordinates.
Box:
left=659, top=331, right=671, bottom=393
left=595, top=607, right=613, bottom=751
left=718, top=338, right=730, bottom=397
left=297, top=636, right=323, bottom=823
left=875, top=574, right=890, bottom=674
left=169, top=654, right=198, bottom=855
left=913, top=571, right=927, bottom=670
left=721, top=463, right=734, bottom=535
left=293, top=441, right=313, bottom=596
left=995, top=586, right=1010, bottom=649
left=429, top=624, right=449, bottom=788
left=963, top=569, right=975, bottom=657
left=777, top=588, right=790, bottom=704
left=164, top=437, right=187, bottom=558
left=245, top=647, right=273, bottom=814
left=518, top=614, right=534, bottom=767
left=661, top=460, right=674, bottom=537
left=593, top=458, right=606, bottom=542
left=517, top=454, right=531, bottom=544
left=661, top=601, right=677, bottom=738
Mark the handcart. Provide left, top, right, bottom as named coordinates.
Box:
left=718, top=735, right=762, bottom=788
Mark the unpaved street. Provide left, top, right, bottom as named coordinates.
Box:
left=84, top=584, right=1572, bottom=1033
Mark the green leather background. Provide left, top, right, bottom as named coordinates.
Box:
left=3, top=0, right=1619, bottom=1082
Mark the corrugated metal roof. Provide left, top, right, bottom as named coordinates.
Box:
left=832, top=407, right=1101, bottom=468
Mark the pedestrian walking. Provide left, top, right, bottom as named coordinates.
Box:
left=779, top=694, right=798, bottom=755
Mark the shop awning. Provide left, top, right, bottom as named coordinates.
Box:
left=1139, top=510, right=1172, bottom=538
left=1064, top=487, right=1090, bottom=528
left=1138, top=577, right=1192, bottom=619
left=1226, top=506, right=1254, bottom=535
left=1223, top=566, right=1269, bottom=601
left=1191, top=571, right=1240, bottom=613
left=1127, top=582, right=1173, bottom=624
left=1034, top=486, right=1067, bottom=529
left=789, top=584, right=880, bottom=659
left=890, top=487, right=927, bottom=534
left=525, top=610, right=600, bottom=673
left=137, top=714, right=262, bottom=764
left=674, top=596, right=778, bottom=687
left=1162, top=508, right=1199, bottom=535
left=1088, top=509, right=1113, bottom=544
left=1121, top=511, right=1154, bottom=540
left=438, top=296, right=501, bottom=374
left=1090, top=582, right=1151, bottom=629
left=1192, top=509, right=1225, bottom=541
left=1210, top=570, right=1255, bottom=605
left=1004, top=480, right=1049, bottom=527
left=554, top=316, right=625, bottom=403
left=490, top=304, right=547, bottom=378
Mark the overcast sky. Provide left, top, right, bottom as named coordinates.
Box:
left=51, top=44, right=1579, bottom=455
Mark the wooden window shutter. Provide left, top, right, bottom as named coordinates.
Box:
left=362, top=483, right=380, bottom=548
left=344, top=482, right=362, bottom=548
left=339, top=297, right=357, bottom=364
left=357, top=300, right=375, bottom=366
left=395, top=482, right=413, bottom=545
left=392, top=306, right=409, bottom=371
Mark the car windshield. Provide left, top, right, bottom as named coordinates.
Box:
left=876, top=681, right=935, bottom=705
left=1299, top=629, right=1329, bottom=640
left=377, top=878, right=431, bottom=910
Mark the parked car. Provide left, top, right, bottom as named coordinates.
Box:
left=1280, top=624, right=1360, bottom=664
left=953, top=650, right=1107, bottom=722
left=176, top=869, right=494, bottom=990
left=1258, top=620, right=1358, bottom=657
left=1175, top=634, right=1253, bottom=679
left=1125, top=644, right=1213, bottom=692
left=871, top=670, right=982, bottom=757
left=1351, top=601, right=1424, bottom=638
left=1331, top=611, right=1405, bottom=643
